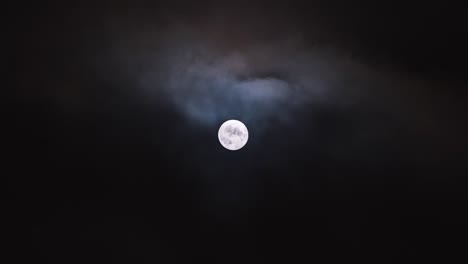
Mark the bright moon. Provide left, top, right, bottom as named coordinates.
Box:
left=218, top=120, right=249, bottom=151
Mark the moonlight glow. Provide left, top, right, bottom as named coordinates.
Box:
left=218, top=120, right=249, bottom=151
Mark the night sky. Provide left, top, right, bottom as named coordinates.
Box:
left=10, top=0, right=468, bottom=263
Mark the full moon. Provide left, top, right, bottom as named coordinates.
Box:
left=218, top=120, right=249, bottom=151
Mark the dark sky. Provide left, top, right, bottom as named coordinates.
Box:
left=10, top=0, right=468, bottom=263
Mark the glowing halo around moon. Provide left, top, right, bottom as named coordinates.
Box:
left=218, top=120, right=249, bottom=151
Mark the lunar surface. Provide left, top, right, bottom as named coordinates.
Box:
left=218, top=120, right=249, bottom=151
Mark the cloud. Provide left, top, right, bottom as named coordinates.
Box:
left=116, top=24, right=373, bottom=130
left=99, top=18, right=466, bottom=163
